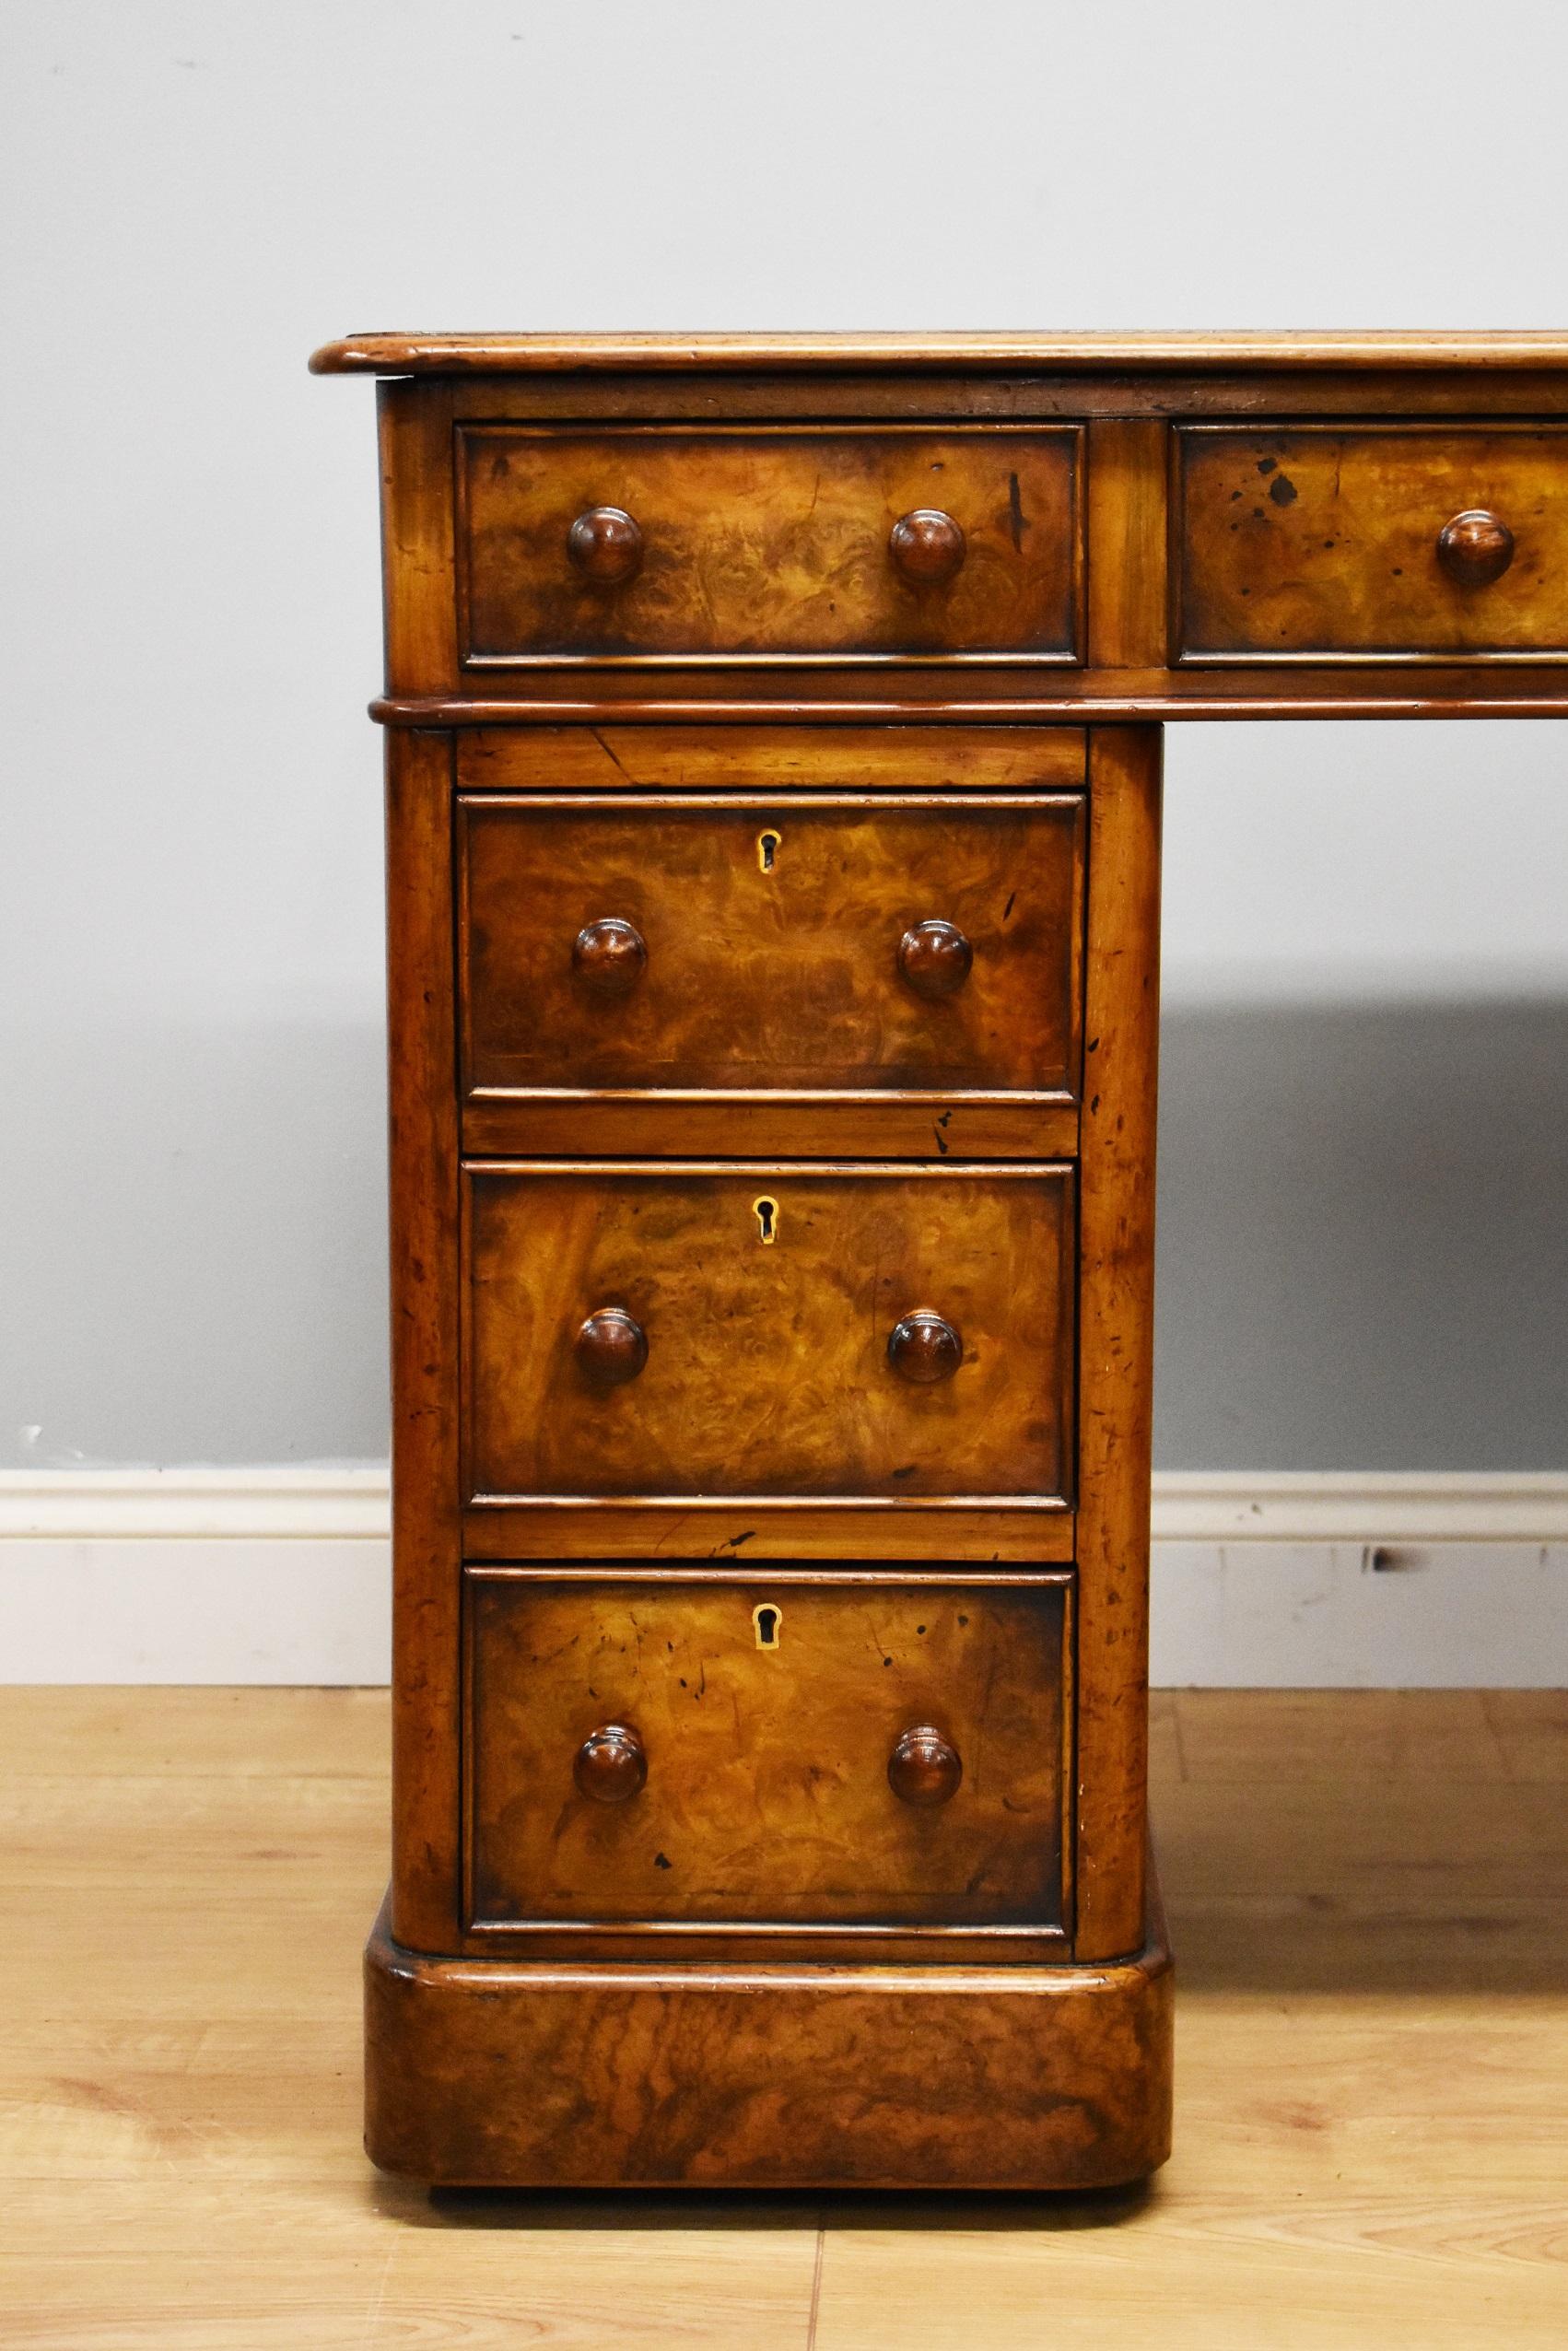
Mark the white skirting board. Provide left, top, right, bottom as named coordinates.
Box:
left=0, top=1469, right=1563, bottom=1686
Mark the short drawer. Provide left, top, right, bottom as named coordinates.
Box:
left=459, top=791, right=1084, bottom=1103
left=463, top=1163, right=1075, bottom=1507
left=465, top=1572, right=1070, bottom=1931
left=455, top=424, right=1082, bottom=662
left=1176, top=424, right=1568, bottom=661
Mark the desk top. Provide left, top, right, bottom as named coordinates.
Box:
left=310, top=331, right=1568, bottom=378
left=326, top=331, right=1568, bottom=722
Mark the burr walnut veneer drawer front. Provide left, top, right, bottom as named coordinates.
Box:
left=456, top=425, right=1082, bottom=663
left=459, top=793, right=1084, bottom=1103
left=1177, top=425, right=1568, bottom=661
left=465, top=1573, right=1070, bottom=1934
left=463, top=1164, right=1075, bottom=1508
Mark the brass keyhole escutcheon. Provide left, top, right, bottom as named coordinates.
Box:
left=753, top=1603, right=782, bottom=1651
left=756, top=828, right=782, bottom=873
left=754, top=1195, right=778, bottom=1245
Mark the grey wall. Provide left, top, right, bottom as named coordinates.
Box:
left=1157, top=726, right=1568, bottom=1467
left=3, top=1, right=1564, bottom=1472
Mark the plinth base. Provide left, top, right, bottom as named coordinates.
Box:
left=364, top=1875, right=1173, bottom=2191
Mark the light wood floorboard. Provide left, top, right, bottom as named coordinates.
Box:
left=0, top=1687, right=1562, bottom=2347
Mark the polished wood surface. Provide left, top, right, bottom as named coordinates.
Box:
left=367, top=1895, right=1165, bottom=2188
left=1177, top=425, right=1568, bottom=660
left=382, top=729, right=462, bottom=1952
left=376, top=380, right=457, bottom=696
left=1086, top=417, right=1171, bottom=668
left=459, top=790, right=1084, bottom=1102
left=455, top=425, right=1082, bottom=663
left=462, top=1091, right=1081, bottom=1164
left=322, top=333, right=1568, bottom=2197
left=459, top=1497, right=1075, bottom=1565
left=465, top=1573, right=1069, bottom=1931
left=6, top=1687, right=1564, bottom=2340
left=430, top=364, right=1568, bottom=424
left=457, top=723, right=1090, bottom=791
left=462, top=1163, right=1076, bottom=1504
left=312, top=326, right=1568, bottom=371
left=360, top=358, right=1568, bottom=723
left=455, top=726, right=1085, bottom=1163
left=377, top=672, right=1568, bottom=721
left=1072, top=728, right=1163, bottom=1959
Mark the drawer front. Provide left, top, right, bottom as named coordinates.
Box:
left=460, top=793, right=1084, bottom=1101
left=456, top=425, right=1082, bottom=663
left=464, top=1164, right=1074, bottom=1505
left=1176, top=425, right=1568, bottom=660
left=466, top=1573, right=1069, bottom=1929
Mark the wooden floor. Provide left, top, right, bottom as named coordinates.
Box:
left=1, top=1689, right=1563, bottom=2347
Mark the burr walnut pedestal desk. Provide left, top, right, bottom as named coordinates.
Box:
left=312, top=331, right=1568, bottom=2191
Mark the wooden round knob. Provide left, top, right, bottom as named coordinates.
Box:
left=568, top=505, right=643, bottom=586
left=572, top=918, right=647, bottom=995
left=1437, top=509, right=1515, bottom=588
left=575, top=1307, right=648, bottom=1387
left=898, top=919, right=973, bottom=1000
left=889, top=509, right=966, bottom=587
left=886, top=1311, right=963, bottom=1385
left=573, top=1723, right=647, bottom=1803
left=888, top=1725, right=962, bottom=1807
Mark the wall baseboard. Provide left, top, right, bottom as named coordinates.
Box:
left=0, top=1468, right=1562, bottom=1686
left=0, top=1467, right=391, bottom=1540
left=1149, top=1469, right=1568, bottom=1546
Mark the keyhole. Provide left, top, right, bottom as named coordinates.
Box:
left=754, top=1196, right=778, bottom=1245
left=753, top=1603, right=782, bottom=1650
left=757, top=828, right=781, bottom=873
